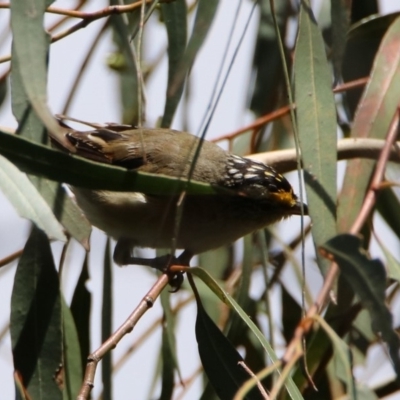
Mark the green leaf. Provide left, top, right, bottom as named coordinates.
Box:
left=376, top=187, right=400, bottom=243
left=188, top=267, right=303, bottom=400
left=294, top=0, right=337, bottom=272
left=10, top=12, right=91, bottom=248
left=0, top=130, right=216, bottom=195
left=198, top=246, right=232, bottom=280
left=29, top=178, right=91, bottom=250
left=102, top=239, right=113, bottom=400
left=159, top=289, right=181, bottom=385
left=342, top=12, right=400, bottom=117
left=0, top=155, right=66, bottom=241
left=227, top=234, right=253, bottom=344
left=10, top=0, right=62, bottom=136
left=161, top=0, right=187, bottom=128
left=195, top=301, right=264, bottom=400
left=338, top=15, right=400, bottom=231
left=330, top=0, right=351, bottom=80
left=61, top=297, right=82, bottom=400
left=314, top=315, right=356, bottom=399
left=10, top=227, right=62, bottom=400
left=281, top=285, right=302, bottom=344
left=70, top=256, right=91, bottom=374
left=158, top=308, right=176, bottom=400
left=168, top=0, right=219, bottom=103
left=375, top=233, right=400, bottom=282
left=249, top=0, right=288, bottom=116
left=109, top=12, right=139, bottom=125
left=322, top=234, right=400, bottom=382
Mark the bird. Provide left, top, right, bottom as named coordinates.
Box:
left=54, top=116, right=307, bottom=275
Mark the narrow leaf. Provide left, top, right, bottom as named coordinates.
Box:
left=322, top=234, right=400, bottom=382
left=195, top=301, right=264, bottom=400
left=158, top=316, right=175, bottom=400
left=188, top=267, right=303, bottom=400
left=110, top=13, right=139, bottom=125
left=70, top=256, right=91, bottom=373
left=10, top=0, right=62, bottom=136
left=294, top=0, right=337, bottom=271
left=314, top=315, right=356, bottom=399
left=338, top=15, right=400, bottom=231
left=102, top=239, right=113, bottom=400
left=0, top=155, right=66, bottom=241
left=62, top=298, right=82, bottom=400
left=10, top=227, right=62, bottom=400
left=330, top=0, right=351, bottom=80
left=168, top=0, right=219, bottom=100
left=0, top=130, right=216, bottom=195
left=10, top=21, right=90, bottom=248
left=161, top=0, right=187, bottom=127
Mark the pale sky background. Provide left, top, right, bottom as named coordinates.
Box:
left=1, top=1, right=400, bottom=399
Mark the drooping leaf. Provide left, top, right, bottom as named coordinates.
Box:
left=294, top=0, right=337, bottom=273
left=339, top=15, right=400, bottom=232
left=188, top=267, right=303, bottom=400
left=314, top=315, right=356, bottom=399
left=10, top=10, right=91, bottom=248
left=342, top=12, right=400, bottom=117
left=0, top=155, right=66, bottom=241
left=330, top=0, right=351, bottom=81
left=10, top=0, right=62, bottom=136
left=227, top=234, right=253, bottom=344
left=322, top=234, right=400, bottom=382
left=70, top=255, right=91, bottom=373
left=109, top=11, right=139, bottom=125
left=61, top=297, right=82, bottom=400
left=102, top=239, right=113, bottom=400
left=161, top=0, right=187, bottom=128
left=10, top=227, right=62, bottom=400
left=167, top=0, right=219, bottom=109
left=376, top=187, right=400, bottom=243
left=249, top=0, right=289, bottom=116
left=158, top=311, right=176, bottom=400
left=195, top=300, right=264, bottom=400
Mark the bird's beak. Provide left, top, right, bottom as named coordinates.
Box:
left=291, top=201, right=308, bottom=216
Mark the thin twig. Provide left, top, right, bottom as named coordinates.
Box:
left=215, top=76, right=369, bottom=144
left=0, top=249, right=23, bottom=268
left=275, top=109, right=400, bottom=398
left=77, top=273, right=170, bottom=400
left=0, top=0, right=157, bottom=64
left=351, top=110, right=400, bottom=233
left=238, top=361, right=270, bottom=399
left=62, top=20, right=109, bottom=115
left=234, top=361, right=282, bottom=400
left=0, top=1, right=156, bottom=19
left=112, top=294, right=193, bottom=372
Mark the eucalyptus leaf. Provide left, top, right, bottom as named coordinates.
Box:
left=0, top=155, right=66, bottom=241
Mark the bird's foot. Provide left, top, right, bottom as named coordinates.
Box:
left=113, top=240, right=192, bottom=291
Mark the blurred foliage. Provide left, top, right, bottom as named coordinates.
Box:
left=1, top=0, right=400, bottom=399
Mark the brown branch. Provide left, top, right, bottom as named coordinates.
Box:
left=248, top=138, right=400, bottom=174
left=77, top=273, right=170, bottom=400
left=215, top=77, right=369, bottom=144
left=0, top=249, right=23, bottom=268
left=275, top=109, right=400, bottom=398
left=0, top=0, right=158, bottom=64
left=238, top=361, right=270, bottom=399
left=0, top=1, right=156, bottom=19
